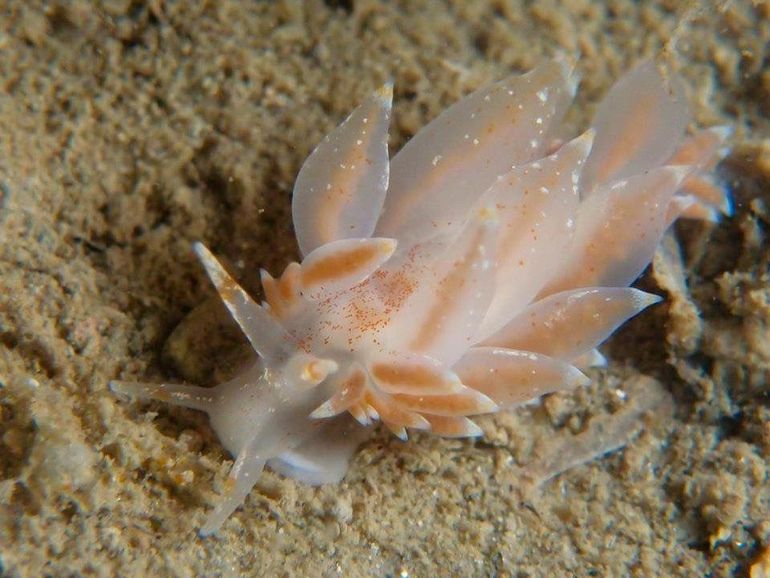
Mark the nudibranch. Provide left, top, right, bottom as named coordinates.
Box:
left=110, top=59, right=730, bottom=535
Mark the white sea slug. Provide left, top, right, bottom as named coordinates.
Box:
left=110, top=59, right=730, bottom=535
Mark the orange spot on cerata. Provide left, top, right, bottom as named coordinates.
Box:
left=278, top=262, right=301, bottom=304
left=302, top=243, right=382, bottom=287
left=391, top=389, right=489, bottom=417
left=371, top=361, right=444, bottom=392
left=261, top=273, right=287, bottom=318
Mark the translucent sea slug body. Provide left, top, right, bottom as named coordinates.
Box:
left=111, top=60, right=730, bottom=535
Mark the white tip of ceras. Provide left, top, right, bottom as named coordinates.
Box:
left=553, top=51, right=581, bottom=97
left=259, top=268, right=274, bottom=284
left=464, top=420, right=484, bottom=437
left=568, top=367, right=592, bottom=388
left=193, top=241, right=227, bottom=288
left=628, top=288, right=664, bottom=310
left=475, top=392, right=500, bottom=414
left=708, top=125, right=733, bottom=148
left=664, top=165, right=696, bottom=187
left=556, top=127, right=595, bottom=177
left=720, top=188, right=734, bottom=217
left=308, top=400, right=336, bottom=420
left=574, top=127, right=596, bottom=155
left=377, top=237, right=399, bottom=260
left=576, top=349, right=608, bottom=370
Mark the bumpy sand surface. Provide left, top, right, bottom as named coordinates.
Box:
left=1, top=1, right=768, bottom=576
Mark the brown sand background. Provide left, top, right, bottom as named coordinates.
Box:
left=0, top=1, right=768, bottom=576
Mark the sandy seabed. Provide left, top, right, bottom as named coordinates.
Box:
left=0, top=1, right=768, bottom=576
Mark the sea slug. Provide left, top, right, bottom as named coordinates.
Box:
left=110, top=59, right=730, bottom=535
